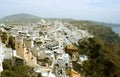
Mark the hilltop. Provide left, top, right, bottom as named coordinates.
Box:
left=0, top=13, right=41, bottom=24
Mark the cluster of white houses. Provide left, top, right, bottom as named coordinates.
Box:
left=0, top=19, right=93, bottom=77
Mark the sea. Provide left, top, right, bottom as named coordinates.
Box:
left=111, top=27, right=120, bottom=36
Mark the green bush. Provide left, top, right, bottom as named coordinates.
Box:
left=1, top=60, right=36, bottom=77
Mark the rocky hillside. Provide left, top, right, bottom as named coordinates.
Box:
left=68, top=21, right=120, bottom=77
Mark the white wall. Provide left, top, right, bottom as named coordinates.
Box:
left=0, top=45, right=3, bottom=75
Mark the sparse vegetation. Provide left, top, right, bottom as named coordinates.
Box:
left=1, top=60, right=37, bottom=77
left=72, top=36, right=120, bottom=77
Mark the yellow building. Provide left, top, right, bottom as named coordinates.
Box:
left=23, top=38, right=34, bottom=48
left=15, top=37, right=24, bottom=58
left=66, top=68, right=81, bottom=77
left=15, top=37, right=38, bottom=67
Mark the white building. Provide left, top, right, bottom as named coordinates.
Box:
left=0, top=43, right=4, bottom=75
left=0, top=24, right=6, bottom=27
left=77, top=55, right=88, bottom=65
left=3, top=48, right=13, bottom=59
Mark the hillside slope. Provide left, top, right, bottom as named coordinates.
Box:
left=69, top=21, right=120, bottom=77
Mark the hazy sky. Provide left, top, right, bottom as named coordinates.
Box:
left=0, top=0, right=120, bottom=23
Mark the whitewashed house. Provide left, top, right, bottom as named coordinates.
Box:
left=0, top=43, right=4, bottom=75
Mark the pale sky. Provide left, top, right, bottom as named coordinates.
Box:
left=0, top=0, right=120, bottom=23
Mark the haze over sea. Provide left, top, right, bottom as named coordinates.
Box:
left=112, top=27, right=120, bottom=36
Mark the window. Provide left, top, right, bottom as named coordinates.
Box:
left=22, top=44, right=25, bottom=48
left=31, top=57, right=33, bottom=60
left=26, top=52, right=29, bottom=54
